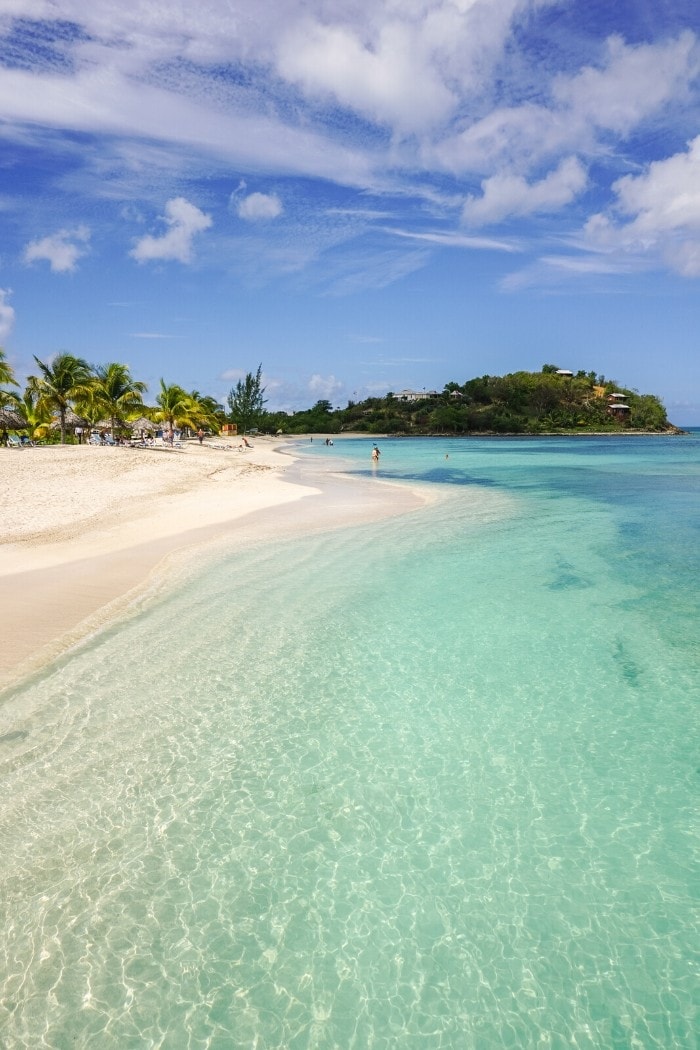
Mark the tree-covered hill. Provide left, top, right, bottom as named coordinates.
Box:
left=264, top=366, right=676, bottom=436
left=1, top=352, right=678, bottom=442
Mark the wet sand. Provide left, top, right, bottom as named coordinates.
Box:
left=1, top=439, right=422, bottom=688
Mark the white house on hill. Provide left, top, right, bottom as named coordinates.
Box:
left=392, top=389, right=439, bottom=402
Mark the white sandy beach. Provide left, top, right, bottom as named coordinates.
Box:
left=1, top=438, right=422, bottom=688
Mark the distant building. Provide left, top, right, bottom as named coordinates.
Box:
left=392, top=389, right=440, bottom=402
left=607, top=394, right=630, bottom=416
left=556, top=369, right=574, bottom=377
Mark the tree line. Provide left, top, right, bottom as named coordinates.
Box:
left=0, top=350, right=228, bottom=443
left=259, top=366, right=672, bottom=435
left=0, top=351, right=673, bottom=442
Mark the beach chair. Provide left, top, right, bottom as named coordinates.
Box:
left=6, top=434, right=22, bottom=448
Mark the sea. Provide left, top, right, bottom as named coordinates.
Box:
left=0, top=433, right=698, bottom=1049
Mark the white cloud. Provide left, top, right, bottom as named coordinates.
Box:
left=552, top=31, right=699, bottom=136
left=236, top=192, right=283, bottom=221
left=433, top=32, right=699, bottom=176
left=0, top=288, right=15, bottom=342
left=275, top=0, right=544, bottom=135
left=1, top=1, right=699, bottom=291
left=462, top=156, right=587, bottom=226
left=308, top=373, right=343, bottom=400
left=583, top=135, right=700, bottom=276
left=130, top=197, right=212, bottom=264
left=277, top=18, right=455, bottom=133
left=23, top=226, right=90, bottom=273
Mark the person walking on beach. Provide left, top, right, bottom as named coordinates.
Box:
left=197, top=428, right=204, bottom=445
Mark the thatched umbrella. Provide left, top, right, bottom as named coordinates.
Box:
left=129, top=415, right=155, bottom=433
left=49, top=409, right=88, bottom=430
left=0, top=407, right=26, bottom=430
left=49, top=410, right=91, bottom=442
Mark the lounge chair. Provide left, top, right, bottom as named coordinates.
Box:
left=6, top=434, right=22, bottom=448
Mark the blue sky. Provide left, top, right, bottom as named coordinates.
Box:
left=1, top=0, right=699, bottom=422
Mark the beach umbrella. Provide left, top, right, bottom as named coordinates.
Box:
left=0, top=407, right=26, bottom=429
left=129, top=415, right=155, bottom=432
left=49, top=409, right=89, bottom=431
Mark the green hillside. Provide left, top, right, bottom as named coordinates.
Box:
left=268, top=366, right=676, bottom=436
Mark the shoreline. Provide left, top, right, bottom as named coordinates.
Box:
left=1, top=440, right=425, bottom=691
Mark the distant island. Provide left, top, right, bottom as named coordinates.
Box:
left=0, top=353, right=683, bottom=443
left=268, top=365, right=681, bottom=436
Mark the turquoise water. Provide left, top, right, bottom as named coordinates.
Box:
left=0, top=434, right=698, bottom=1049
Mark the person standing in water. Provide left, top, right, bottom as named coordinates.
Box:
left=371, top=444, right=380, bottom=463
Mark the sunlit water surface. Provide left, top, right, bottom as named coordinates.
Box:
left=1, top=434, right=698, bottom=1049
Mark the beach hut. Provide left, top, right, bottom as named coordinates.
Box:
left=48, top=410, right=91, bottom=443
left=0, top=407, right=27, bottom=446
left=0, top=407, right=26, bottom=430
left=50, top=409, right=88, bottom=431
left=129, top=416, right=155, bottom=441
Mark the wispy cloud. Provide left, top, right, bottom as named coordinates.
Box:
left=130, top=332, right=175, bottom=339
left=0, top=288, right=15, bottom=342
left=385, top=228, right=519, bottom=253
left=321, top=248, right=430, bottom=296
left=308, top=373, right=343, bottom=400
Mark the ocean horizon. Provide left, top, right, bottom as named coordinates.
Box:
left=1, top=432, right=698, bottom=1048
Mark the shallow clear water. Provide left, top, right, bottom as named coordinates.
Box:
left=1, top=434, right=698, bottom=1049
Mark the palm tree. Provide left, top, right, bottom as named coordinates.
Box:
left=0, top=348, right=17, bottom=389
left=154, top=380, right=202, bottom=432
left=28, top=352, right=93, bottom=443
left=0, top=348, right=20, bottom=425
left=81, top=362, right=147, bottom=438
left=15, top=387, right=52, bottom=440
left=188, top=389, right=225, bottom=432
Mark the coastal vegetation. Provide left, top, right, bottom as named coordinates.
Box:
left=226, top=364, right=267, bottom=434
left=263, top=366, right=674, bottom=436
left=0, top=352, right=677, bottom=442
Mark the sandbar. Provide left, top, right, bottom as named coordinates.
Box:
left=1, top=439, right=422, bottom=689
